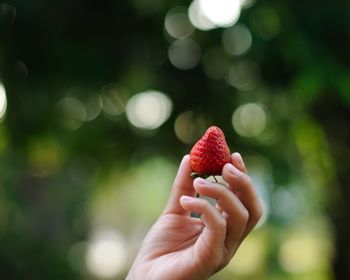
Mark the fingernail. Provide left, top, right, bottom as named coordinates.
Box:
left=180, top=195, right=195, bottom=202
left=227, top=163, right=240, bottom=176
left=235, top=152, right=245, bottom=169
left=194, top=177, right=210, bottom=185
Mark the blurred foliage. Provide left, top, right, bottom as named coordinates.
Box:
left=0, top=0, right=349, bottom=279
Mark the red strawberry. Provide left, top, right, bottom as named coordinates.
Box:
left=190, top=126, right=231, bottom=177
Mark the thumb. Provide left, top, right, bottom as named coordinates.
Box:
left=162, top=155, right=196, bottom=215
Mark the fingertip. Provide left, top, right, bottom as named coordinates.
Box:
left=180, top=195, right=195, bottom=203
left=179, top=195, right=197, bottom=212
left=222, top=163, right=245, bottom=187
left=176, top=154, right=193, bottom=183
left=180, top=154, right=191, bottom=168
left=193, top=177, right=208, bottom=186
left=223, top=163, right=240, bottom=177
left=231, top=152, right=247, bottom=173
left=231, top=152, right=241, bottom=161
left=182, top=154, right=190, bottom=162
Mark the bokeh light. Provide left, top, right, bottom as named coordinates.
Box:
left=126, top=90, right=172, bottom=130
left=226, top=59, right=260, bottom=91
left=232, top=103, right=267, bottom=137
left=278, top=227, right=334, bottom=273
left=168, top=38, right=201, bottom=70
left=271, top=185, right=307, bottom=220
left=0, top=83, right=7, bottom=122
left=101, top=83, right=128, bottom=118
left=222, top=23, right=252, bottom=56
left=227, top=232, right=266, bottom=275
left=164, top=7, right=195, bottom=39
left=188, top=0, right=251, bottom=31
left=188, top=0, right=216, bottom=31
left=239, top=0, right=256, bottom=9
left=174, top=111, right=207, bottom=144
left=27, top=137, right=64, bottom=178
left=84, top=94, right=102, bottom=122
left=56, top=97, right=86, bottom=130
left=199, top=0, right=240, bottom=27
left=66, top=87, right=102, bottom=122
left=86, top=228, right=127, bottom=278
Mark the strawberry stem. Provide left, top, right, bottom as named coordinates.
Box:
left=191, top=172, right=210, bottom=179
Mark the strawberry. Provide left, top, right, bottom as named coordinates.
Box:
left=190, top=126, right=231, bottom=177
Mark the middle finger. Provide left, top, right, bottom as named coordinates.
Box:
left=193, top=177, right=249, bottom=251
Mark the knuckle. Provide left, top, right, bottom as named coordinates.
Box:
left=240, top=208, right=250, bottom=224
left=200, top=199, right=211, bottom=208
left=217, top=184, right=229, bottom=197
left=223, top=172, right=237, bottom=187
left=217, top=216, right=227, bottom=229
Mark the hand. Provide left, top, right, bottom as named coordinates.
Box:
left=126, top=153, right=262, bottom=280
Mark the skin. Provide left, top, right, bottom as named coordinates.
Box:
left=126, top=153, right=263, bottom=280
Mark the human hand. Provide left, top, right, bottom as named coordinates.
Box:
left=126, top=153, right=262, bottom=280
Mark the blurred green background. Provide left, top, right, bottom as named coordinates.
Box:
left=0, top=0, right=349, bottom=279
